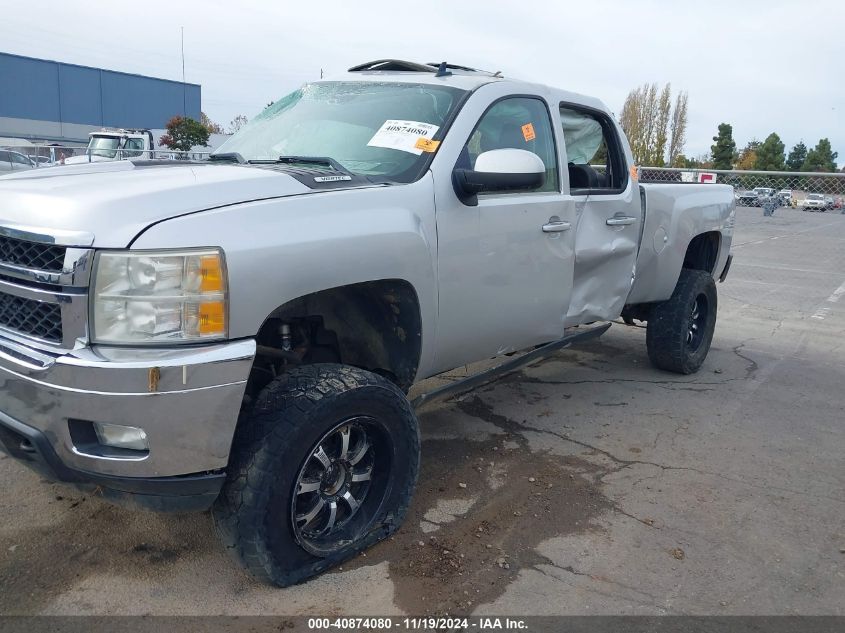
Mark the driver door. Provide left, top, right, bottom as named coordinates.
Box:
left=431, top=95, right=576, bottom=374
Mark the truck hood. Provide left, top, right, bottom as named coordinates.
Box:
left=0, top=161, right=312, bottom=247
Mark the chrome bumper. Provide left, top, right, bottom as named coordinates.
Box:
left=0, top=336, right=255, bottom=478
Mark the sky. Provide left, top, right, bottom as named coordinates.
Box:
left=1, top=0, right=842, bottom=165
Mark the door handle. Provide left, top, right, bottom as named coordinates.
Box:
left=606, top=216, right=637, bottom=226
left=542, top=219, right=571, bottom=233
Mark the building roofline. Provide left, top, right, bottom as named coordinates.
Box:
left=0, top=51, right=201, bottom=89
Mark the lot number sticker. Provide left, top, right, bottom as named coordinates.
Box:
left=521, top=123, right=536, bottom=142
left=367, top=120, right=440, bottom=155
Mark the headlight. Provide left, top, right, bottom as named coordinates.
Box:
left=91, top=248, right=228, bottom=344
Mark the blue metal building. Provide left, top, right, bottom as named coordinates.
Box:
left=0, top=52, right=201, bottom=143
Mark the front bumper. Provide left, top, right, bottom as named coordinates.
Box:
left=0, top=336, right=255, bottom=509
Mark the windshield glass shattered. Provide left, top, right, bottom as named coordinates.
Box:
left=213, top=82, right=466, bottom=182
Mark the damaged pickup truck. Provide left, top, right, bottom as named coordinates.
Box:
left=0, top=59, right=734, bottom=586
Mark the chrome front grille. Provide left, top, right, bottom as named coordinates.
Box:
left=0, top=235, right=66, bottom=272
left=0, top=226, right=93, bottom=350
left=0, top=291, right=63, bottom=342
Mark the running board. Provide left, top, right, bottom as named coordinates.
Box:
left=411, top=322, right=611, bottom=410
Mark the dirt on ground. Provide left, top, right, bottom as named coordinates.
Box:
left=343, top=390, right=615, bottom=615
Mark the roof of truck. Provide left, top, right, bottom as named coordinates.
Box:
left=322, top=59, right=611, bottom=115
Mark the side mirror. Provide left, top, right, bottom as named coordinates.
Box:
left=453, top=148, right=546, bottom=205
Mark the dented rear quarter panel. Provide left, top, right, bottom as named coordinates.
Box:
left=627, top=183, right=735, bottom=305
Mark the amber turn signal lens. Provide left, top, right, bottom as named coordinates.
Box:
left=200, top=255, right=224, bottom=292
left=198, top=301, right=226, bottom=335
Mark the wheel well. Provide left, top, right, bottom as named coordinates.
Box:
left=621, top=231, right=722, bottom=325
left=244, top=280, right=422, bottom=403
left=683, top=231, right=721, bottom=274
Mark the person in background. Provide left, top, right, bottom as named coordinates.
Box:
left=762, top=193, right=779, bottom=217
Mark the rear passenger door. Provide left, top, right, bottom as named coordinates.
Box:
left=560, top=104, right=641, bottom=326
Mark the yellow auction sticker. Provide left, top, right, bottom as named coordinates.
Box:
left=521, top=123, right=536, bottom=142
left=415, top=138, right=441, bottom=152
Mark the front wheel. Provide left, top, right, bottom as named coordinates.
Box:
left=646, top=269, right=718, bottom=374
left=213, top=364, right=420, bottom=586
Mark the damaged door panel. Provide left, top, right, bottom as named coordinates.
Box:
left=559, top=105, right=642, bottom=326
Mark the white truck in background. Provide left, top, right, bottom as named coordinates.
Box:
left=63, top=128, right=229, bottom=164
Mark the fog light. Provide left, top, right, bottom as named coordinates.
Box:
left=93, top=422, right=149, bottom=451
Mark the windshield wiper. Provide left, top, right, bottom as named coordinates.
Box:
left=248, top=155, right=352, bottom=174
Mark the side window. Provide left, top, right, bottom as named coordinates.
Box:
left=464, top=97, right=559, bottom=193
left=11, top=152, right=30, bottom=165
left=123, top=138, right=144, bottom=157
left=560, top=106, right=627, bottom=193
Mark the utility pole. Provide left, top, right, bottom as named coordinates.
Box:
left=181, top=26, right=187, bottom=118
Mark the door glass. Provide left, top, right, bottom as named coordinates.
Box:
left=560, top=106, right=627, bottom=192
left=465, top=97, right=559, bottom=193
left=124, top=138, right=144, bottom=157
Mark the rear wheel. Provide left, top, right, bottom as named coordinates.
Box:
left=213, top=363, right=420, bottom=586
left=646, top=269, right=717, bottom=374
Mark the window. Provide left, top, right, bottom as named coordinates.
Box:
left=123, top=138, right=145, bottom=157
left=215, top=82, right=467, bottom=183
left=11, top=152, right=31, bottom=165
left=560, top=106, right=627, bottom=193
left=462, top=97, right=559, bottom=193
left=88, top=136, right=120, bottom=158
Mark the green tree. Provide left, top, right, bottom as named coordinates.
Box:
left=159, top=116, right=210, bottom=153
left=786, top=141, right=807, bottom=171
left=802, top=138, right=838, bottom=172
left=711, top=123, right=736, bottom=170
left=754, top=133, right=785, bottom=171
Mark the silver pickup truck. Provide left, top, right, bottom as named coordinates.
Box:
left=0, top=60, right=734, bottom=586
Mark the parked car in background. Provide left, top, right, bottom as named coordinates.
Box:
left=0, top=149, right=35, bottom=173
left=824, top=196, right=835, bottom=211
left=800, top=193, right=828, bottom=211
left=753, top=187, right=775, bottom=197
left=29, top=155, right=57, bottom=167
left=777, top=189, right=792, bottom=205
left=736, top=190, right=760, bottom=206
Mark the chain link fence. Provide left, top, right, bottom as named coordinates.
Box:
left=0, top=144, right=212, bottom=173
left=639, top=166, right=845, bottom=211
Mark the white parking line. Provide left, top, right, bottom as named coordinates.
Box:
left=826, top=281, right=845, bottom=303
left=733, top=219, right=845, bottom=248
left=736, top=262, right=844, bottom=276
left=810, top=280, right=845, bottom=320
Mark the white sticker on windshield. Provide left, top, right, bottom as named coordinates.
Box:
left=366, top=120, right=440, bottom=155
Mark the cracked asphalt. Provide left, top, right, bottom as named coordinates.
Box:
left=1, top=206, right=844, bottom=615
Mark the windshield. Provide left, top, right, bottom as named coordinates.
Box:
left=214, top=82, right=466, bottom=182
left=88, top=136, right=121, bottom=158
left=808, top=194, right=824, bottom=200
